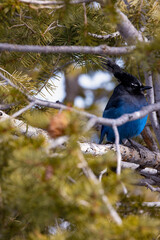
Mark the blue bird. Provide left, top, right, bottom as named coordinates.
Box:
left=99, top=60, right=152, bottom=144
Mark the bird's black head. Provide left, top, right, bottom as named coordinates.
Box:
left=99, top=58, right=152, bottom=94
left=113, top=71, right=151, bottom=94
left=119, top=73, right=152, bottom=95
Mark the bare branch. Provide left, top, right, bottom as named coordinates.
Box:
left=117, top=9, right=146, bottom=44
left=0, top=104, right=15, bottom=110
left=117, top=10, right=160, bottom=146
left=143, top=182, right=160, bottom=193
left=0, top=43, right=135, bottom=56
left=99, top=168, right=107, bottom=182
left=153, top=72, right=160, bottom=120
left=144, top=71, right=160, bottom=145
left=0, top=110, right=50, bottom=140
left=11, top=102, right=36, bottom=118
left=141, top=126, right=159, bottom=152
left=19, top=0, right=96, bottom=5
left=83, top=2, right=87, bottom=27
left=32, top=98, right=160, bottom=129
left=78, top=150, right=122, bottom=225
left=112, top=124, right=122, bottom=175
left=80, top=142, right=160, bottom=170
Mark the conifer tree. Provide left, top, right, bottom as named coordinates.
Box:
left=0, top=0, right=160, bottom=239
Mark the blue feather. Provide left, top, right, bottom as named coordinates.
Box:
left=99, top=83, right=149, bottom=144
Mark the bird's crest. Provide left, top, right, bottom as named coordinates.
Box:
left=99, top=57, right=142, bottom=87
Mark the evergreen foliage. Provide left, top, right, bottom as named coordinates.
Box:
left=0, top=0, right=160, bottom=239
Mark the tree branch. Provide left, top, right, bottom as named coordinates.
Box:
left=144, top=71, right=160, bottom=145
left=112, top=124, right=121, bottom=175
left=19, top=0, right=96, bottom=5
left=80, top=142, right=160, bottom=170
left=1, top=71, right=160, bottom=134
left=0, top=43, right=135, bottom=56
left=11, top=102, right=36, bottom=118
left=1, top=109, right=160, bottom=186
left=141, top=126, right=159, bottom=152
left=117, top=9, right=146, bottom=44
left=77, top=150, right=122, bottom=225
left=143, top=182, right=160, bottom=193
left=153, top=72, right=160, bottom=120
left=116, top=10, right=160, bottom=147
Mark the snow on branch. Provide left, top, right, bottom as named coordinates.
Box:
left=88, top=32, right=120, bottom=40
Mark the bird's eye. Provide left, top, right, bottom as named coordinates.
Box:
left=131, top=83, right=138, bottom=87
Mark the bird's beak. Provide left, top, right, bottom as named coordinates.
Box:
left=140, top=85, right=152, bottom=91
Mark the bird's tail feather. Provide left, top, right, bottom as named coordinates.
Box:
left=99, top=126, right=106, bottom=144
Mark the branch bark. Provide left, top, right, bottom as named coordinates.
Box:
left=141, top=126, right=159, bottom=152
left=0, top=43, right=135, bottom=55
left=144, top=72, right=160, bottom=145
left=80, top=142, right=160, bottom=170
left=19, top=0, right=96, bottom=5
left=117, top=9, right=145, bottom=44
left=153, top=72, right=160, bottom=120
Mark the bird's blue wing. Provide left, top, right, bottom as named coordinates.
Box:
left=99, top=98, right=125, bottom=143
left=99, top=107, right=121, bottom=143
left=99, top=99, right=148, bottom=143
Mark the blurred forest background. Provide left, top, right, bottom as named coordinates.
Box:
left=1, top=0, right=160, bottom=239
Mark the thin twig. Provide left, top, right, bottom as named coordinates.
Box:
left=0, top=104, right=15, bottom=110
left=144, top=182, right=160, bottom=193
left=99, top=168, right=107, bottom=182
left=83, top=2, right=87, bottom=37
left=22, top=21, right=36, bottom=33
left=83, top=3, right=87, bottom=27
left=112, top=124, right=121, bottom=175
left=78, top=150, right=122, bottom=225
left=11, top=102, right=35, bottom=118
left=8, top=24, right=25, bottom=29
left=0, top=67, right=30, bottom=94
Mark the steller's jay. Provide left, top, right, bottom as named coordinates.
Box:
left=99, top=60, right=152, bottom=144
